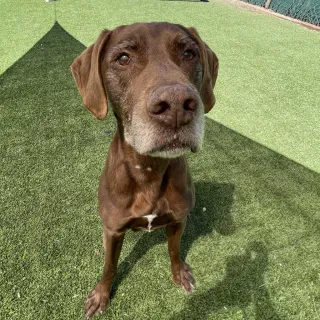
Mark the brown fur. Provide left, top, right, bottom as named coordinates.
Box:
left=71, top=22, right=218, bottom=319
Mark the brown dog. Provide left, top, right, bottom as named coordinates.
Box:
left=71, top=22, right=218, bottom=319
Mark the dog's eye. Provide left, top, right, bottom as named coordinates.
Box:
left=117, top=54, right=130, bottom=66
left=183, top=50, right=195, bottom=61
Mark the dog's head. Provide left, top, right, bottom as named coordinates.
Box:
left=71, top=22, right=218, bottom=158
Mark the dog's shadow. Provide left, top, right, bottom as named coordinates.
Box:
left=111, top=181, right=235, bottom=298
left=169, top=241, right=285, bottom=320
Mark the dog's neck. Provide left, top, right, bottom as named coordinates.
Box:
left=114, top=128, right=172, bottom=175
left=104, top=122, right=191, bottom=217
left=109, top=130, right=172, bottom=210
left=108, top=132, right=190, bottom=216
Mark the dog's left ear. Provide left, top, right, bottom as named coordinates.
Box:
left=187, top=27, right=219, bottom=113
left=71, top=30, right=111, bottom=120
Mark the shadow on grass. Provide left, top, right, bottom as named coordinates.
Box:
left=169, top=241, right=285, bottom=320
left=111, top=181, right=235, bottom=298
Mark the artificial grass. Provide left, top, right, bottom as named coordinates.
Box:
left=0, top=23, right=319, bottom=320
left=56, top=0, right=320, bottom=173
left=0, top=0, right=54, bottom=75
left=1, top=0, right=319, bottom=172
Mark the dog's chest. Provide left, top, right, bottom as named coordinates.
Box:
left=127, top=193, right=188, bottom=232
left=129, top=210, right=177, bottom=232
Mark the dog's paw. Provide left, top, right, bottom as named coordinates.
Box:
left=172, top=262, right=195, bottom=293
left=84, top=283, right=110, bottom=319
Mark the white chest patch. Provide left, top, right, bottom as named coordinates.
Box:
left=143, top=213, right=157, bottom=232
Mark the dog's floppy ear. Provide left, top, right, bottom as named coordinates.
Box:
left=188, top=27, right=219, bottom=113
left=71, top=30, right=111, bottom=120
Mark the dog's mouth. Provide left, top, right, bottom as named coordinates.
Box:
left=146, top=134, right=201, bottom=158
left=124, top=112, right=204, bottom=158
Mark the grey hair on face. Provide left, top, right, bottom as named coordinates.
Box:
left=123, top=102, right=205, bottom=158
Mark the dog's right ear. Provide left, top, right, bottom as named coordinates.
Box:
left=71, top=30, right=111, bottom=120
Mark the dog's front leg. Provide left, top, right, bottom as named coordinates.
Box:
left=85, top=227, right=125, bottom=319
left=166, top=219, right=195, bottom=293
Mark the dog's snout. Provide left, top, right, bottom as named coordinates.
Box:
left=147, top=84, right=198, bottom=129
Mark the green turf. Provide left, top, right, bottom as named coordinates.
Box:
left=54, top=0, right=320, bottom=173
left=0, top=0, right=54, bottom=75
left=1, top=0, right=319, bottom=172
left=1, top=23, right=319, bottom=320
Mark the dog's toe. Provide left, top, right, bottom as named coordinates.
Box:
left=172, top=262, right=196, bottom=293
left=84, top=284, right=110, bottom=319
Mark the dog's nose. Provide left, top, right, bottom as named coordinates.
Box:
left=147, top=84, right=198, bottom=129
